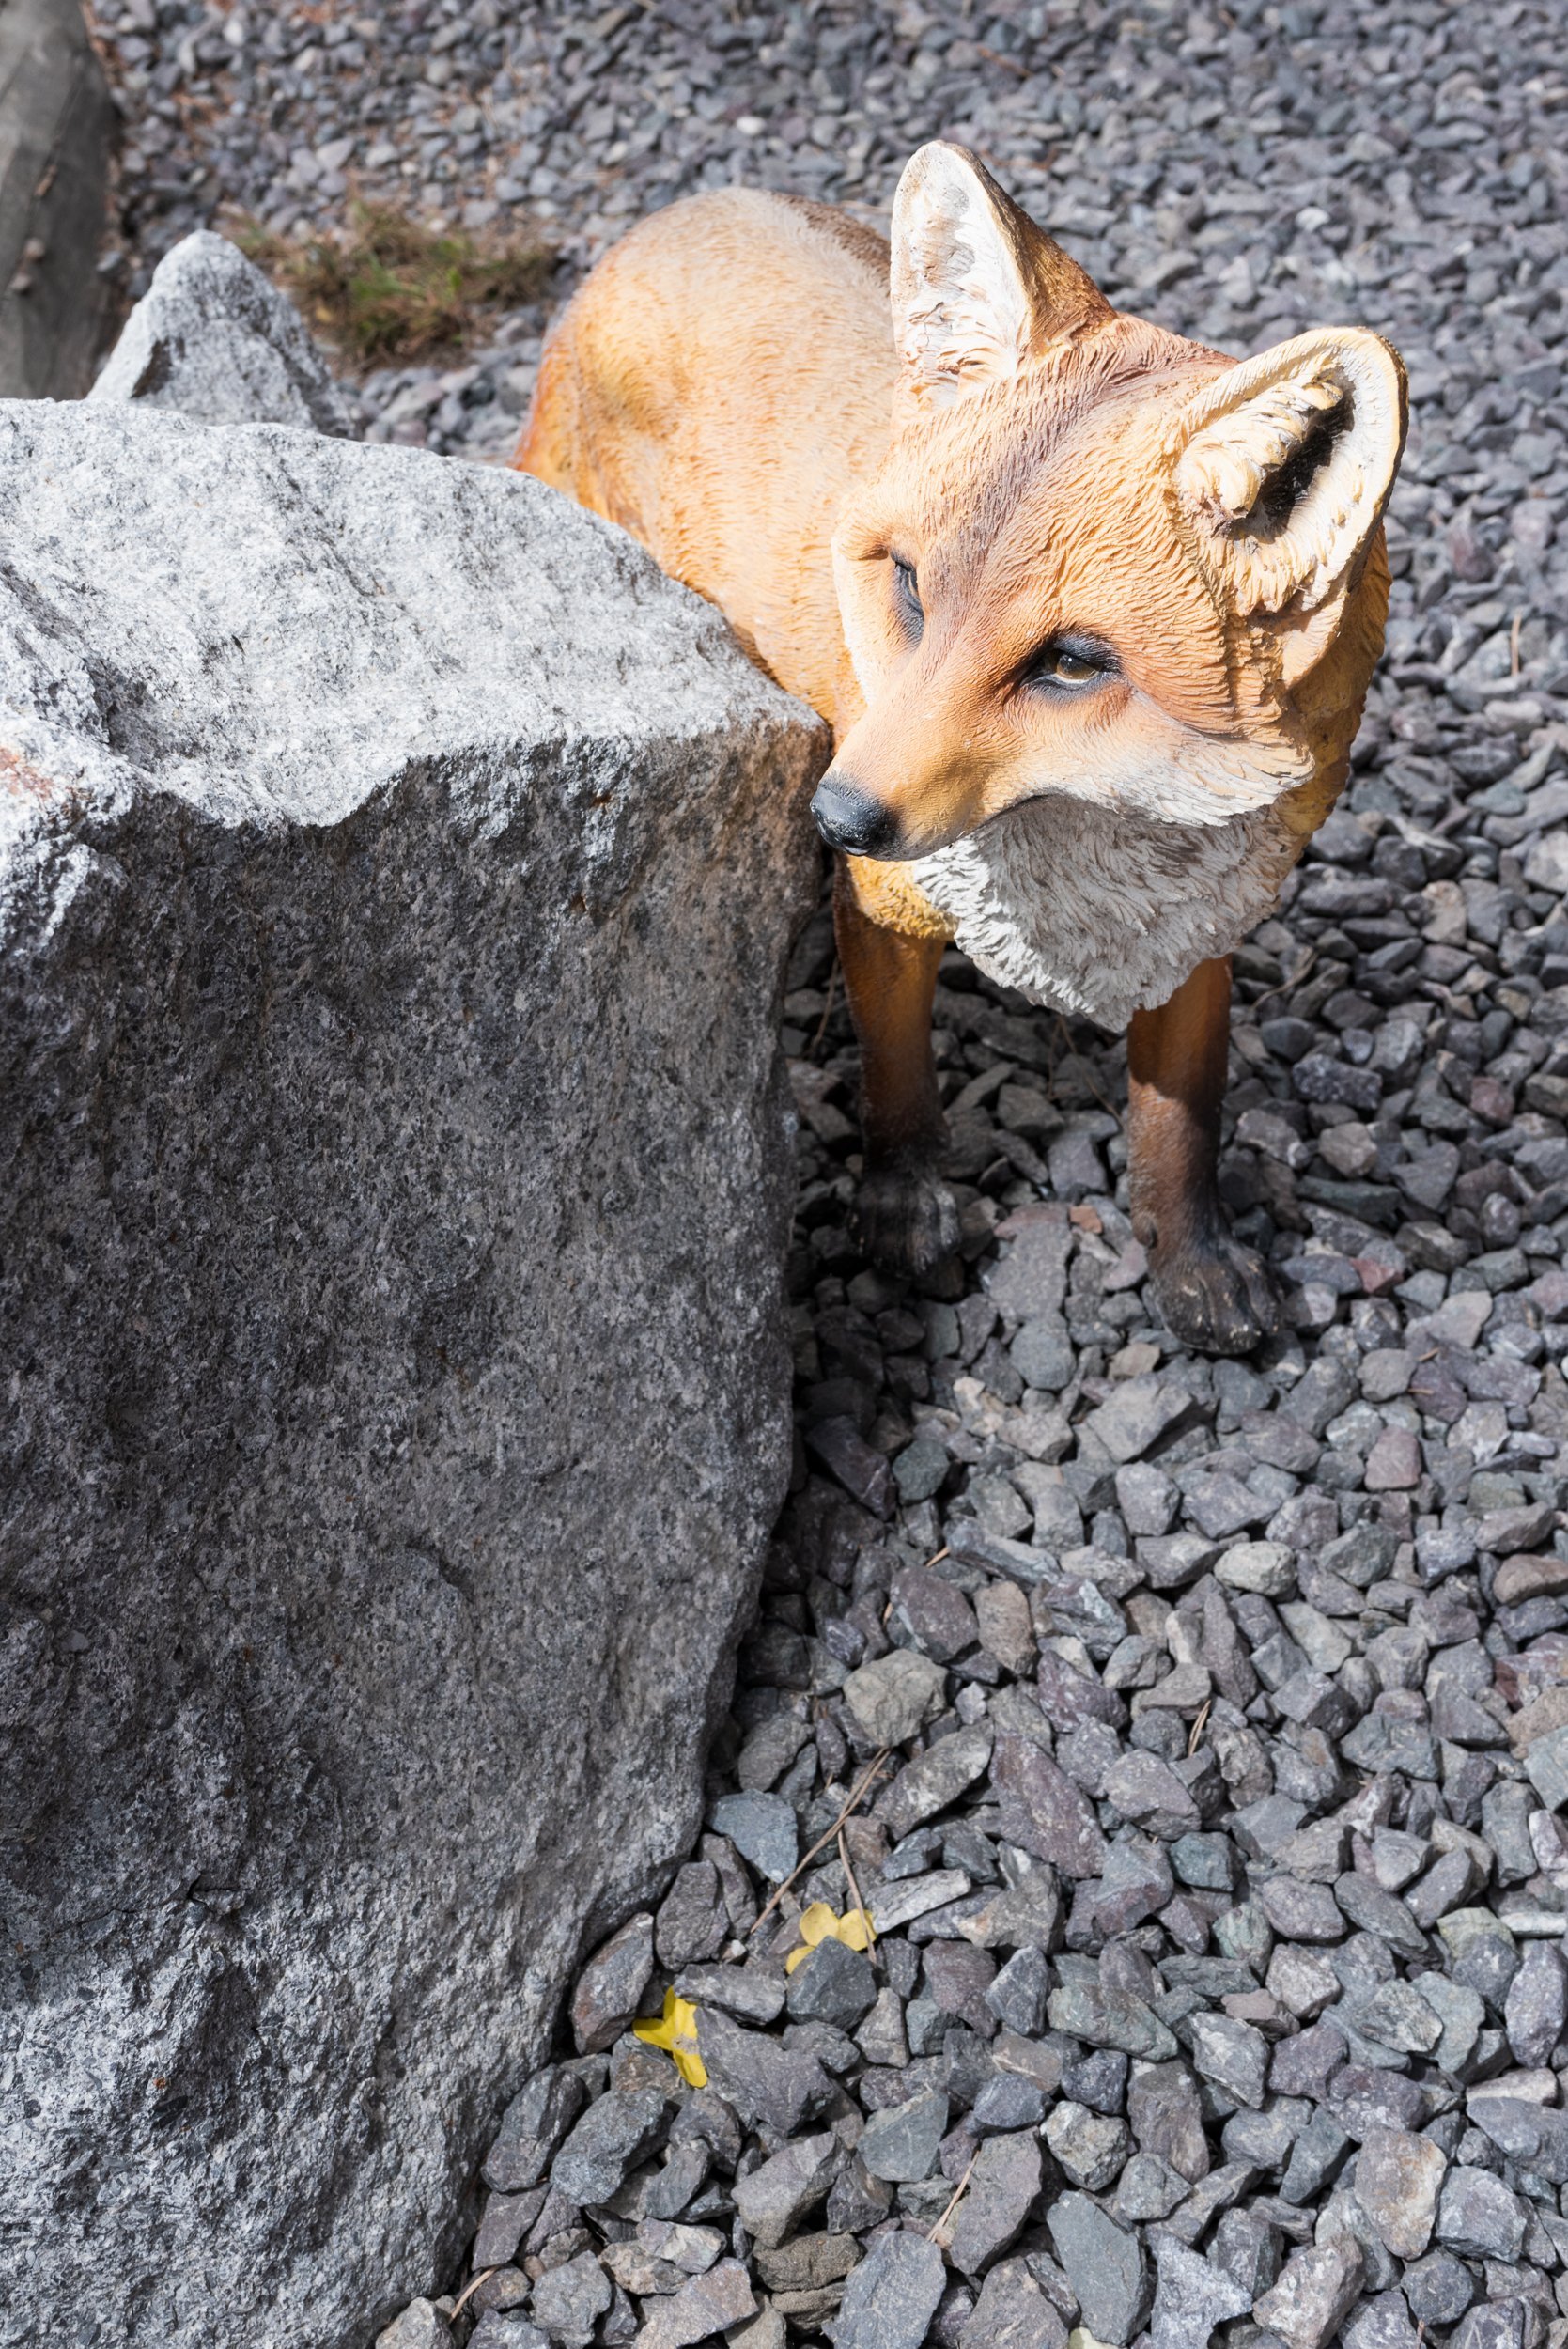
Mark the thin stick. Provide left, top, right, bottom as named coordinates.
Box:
left=750, top=1748, right=891, bottom=1937
left=1188, top=1696, right=1213, bottom=1758
left=927, top=2152, right=979, bottom=2243
left=810, top=962, right=840, bottom=1059
left=449, top=2270, right=498, bottom=2323
left=838, top=1822, right=877, bottom=1972
left=923, top=1546, right=950, bottom=1570
left=1511, top=610, right=1523, bottom=677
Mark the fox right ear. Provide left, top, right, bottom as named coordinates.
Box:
left=890, top=143, right=1108, bottom=409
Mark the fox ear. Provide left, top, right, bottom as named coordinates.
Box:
left=1172, top=327, right=1407, bottom=679
left=890, top=142, right=1108, bottom=408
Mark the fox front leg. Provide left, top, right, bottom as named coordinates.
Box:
left=833, top=863, right=960, bottom=1278
left=1127, top=955, right=1281, bottom=1356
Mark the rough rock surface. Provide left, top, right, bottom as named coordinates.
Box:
left=0, top=402, right=822, bottom=2347
left=89, top=227, right=357, bottom=433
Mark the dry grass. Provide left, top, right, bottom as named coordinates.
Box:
left=239, top=202, right=554, bottom=365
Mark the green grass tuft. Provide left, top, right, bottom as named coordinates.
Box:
left=239, top=201, right=555, bottom=365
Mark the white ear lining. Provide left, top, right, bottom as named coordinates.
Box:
left=1174, top=329, right=1405, bottom=615
left=891, top=144, right=1032, bottom=405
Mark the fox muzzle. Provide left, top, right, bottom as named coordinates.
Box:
left=810, top=772, right=902, bottom=859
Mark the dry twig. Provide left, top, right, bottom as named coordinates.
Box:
left=750, top=1748, right=891, bottom=1938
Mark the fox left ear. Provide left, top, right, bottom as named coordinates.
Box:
left=1172, top=327, right=1407, bottom=683
left=890, top=141, right=1109, bottom=408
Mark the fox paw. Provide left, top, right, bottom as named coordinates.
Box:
left=1151, top=1231, right=1281, bottom=1357
left=853, top=1157, right=960, bottom=1278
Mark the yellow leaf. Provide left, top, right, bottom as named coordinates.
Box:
left=633, top=1989, right=708, bottom=2090
left=839, top=1906, right=876, bottom=1951
left=798, top=1902, right=839, bottom=1948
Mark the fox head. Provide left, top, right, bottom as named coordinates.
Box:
left=811, top=143, right=1407, bottom=864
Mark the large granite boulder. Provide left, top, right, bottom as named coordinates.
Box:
left=0, top=400, right=824, bottom=2345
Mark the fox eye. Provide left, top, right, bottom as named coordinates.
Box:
left=1024, top=636, right=1115, bottom=690
left=890, top=556, right=924, bottom=641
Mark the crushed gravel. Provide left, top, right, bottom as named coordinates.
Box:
left=85, top=7, right=1568, bottom=2349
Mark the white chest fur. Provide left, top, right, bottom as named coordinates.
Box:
left=909, top=792, right=1301, bottom=1034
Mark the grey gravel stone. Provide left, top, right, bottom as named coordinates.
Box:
left=843, top=1651, right=949, bottom=1748
left=827, top=2230, right=946, bottom=2349
left=552, top=2091, right=673, bottom=2206
left=1352, top=2126, right=1447, bottom=2261
left=858, top=2091, right=950, bottom=2185
left=1252, top=2238, right=1366, bottom=2349
left=1045, top=2194, right=1149, bottom=2347
left=1435, top=2167, right=1527, bottom=2261
left=1149, top=2236, right=1251, bottom=2349
left=947, top=2133, right=1043, bottom=2279
left=530, top=2254, right=612, bottom=2348
left=572, top=1916, right=656, bottom=2058
left=959, top=2260, right=1066, bottom=2349
left=732, top=2134, right=840, bottom=2251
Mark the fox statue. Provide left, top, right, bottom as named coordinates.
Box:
left=516, top=141, right=1406, bottom=1356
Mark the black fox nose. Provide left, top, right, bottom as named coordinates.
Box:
left=810, top=774, right=901, bottom=858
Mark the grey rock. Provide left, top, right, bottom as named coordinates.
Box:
left=694, top=2011, right=834, bottom=2138
left=975, top=1947, right=1043, bottom=2040
left=638, top=2261, right=757, bottom=2349
left=1504, top=1939, right=1567, bottom=2066
left=0, top=402, right=819, bottom=2348
left=1043, top=2100, right=1128, bottom=2191
left=959, top=2259, right=1066, bottom=2349
left=1127, top=2061, right=1209, bottom=2183
left=877, top=1723, right=994, bottom=1842
left=858, top=2089, right=950, bottom=2183
left=90, top=229, right=356, bottom=433
left=948, top=2133, right=1043, bottom=2279
left=709, top=1794, right=798, bottom=1886
left=486, top=2072, right=590, bottom=2195
left=1185, top=2014, right=1268, bottom=2109
left=1048, top=1981, right=1176, bottom=2061
left=1435, top=2165, right=1527, bottom=2261
left=1251, top=2237, right=1365, bottom=2349
left=1045, top=2193, right=1149, bottom=2347
left=1085, top=1377, right=1198, bottom=1465
left=827, top=2230, right=946, bottom=2349
left=572, top=1916, right=656, bottom=2056
left=377, top=2304, right=453, bottom=2349
left=1341, top=2291, right=1419, bottom=2349
left=992, top=1738, right=1108, bottom=1879
left=970, top=2075, right=1046, bottom=2135
left=470, top=2321, right=549, bottom=2349
left=530, top=2254, right=612, bottom=2347
left=785, top=1937, right=877, bottom=2030
left=674, top=1965, right=786, bottom=2028
left=657, top=1864, right=730, bottom=1970
left=552, top=2090, right=673, bottom=2205
left=732, top=2133, right=839, bottom=2250
left=1402, top=2248, right=1476, bottom=2324
left=1449, top=2309, right=1529, bottom=2349
left=1148, top=2237, right=1250, bottom=2349
left=1279, top=2111, right=1351, bottom=2206
left=843, top=1650, right=948, bottom=1747
left=1352, top=2124, right=1447, bottom=2259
